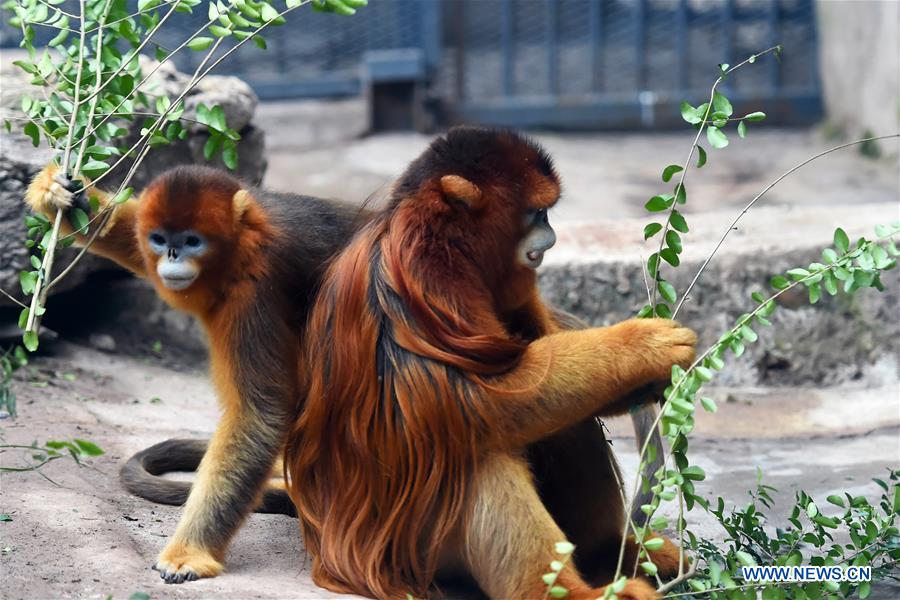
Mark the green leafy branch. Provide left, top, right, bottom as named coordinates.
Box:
left=0, top=438, right=104, bottom=484
left=3, top=0, right=367, bottom=352
left=614, top=225, right=899, bottom=596
left=640, top=45, right=783, bottom=319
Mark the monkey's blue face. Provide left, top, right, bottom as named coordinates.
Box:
left=518, top=208, right=556, bottom=269
left=148, top=229, right=208, bottom=290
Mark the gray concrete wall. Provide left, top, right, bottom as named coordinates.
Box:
left=817, top=0, right=900, bottom=151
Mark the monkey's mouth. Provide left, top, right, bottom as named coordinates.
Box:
left=524, top=250, right=545, bottom=268
left=160, top=275, right=197, bottom=291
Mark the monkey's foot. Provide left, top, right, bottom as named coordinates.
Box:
left=153, top=542, right=223, bottom=584
left=625, top=533, right=689, bottom=580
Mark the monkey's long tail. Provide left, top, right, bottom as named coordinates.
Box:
left=119, top=438, right=296, bottom=516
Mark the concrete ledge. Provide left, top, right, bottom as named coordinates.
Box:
left=539, top=202, right=899, bottom=387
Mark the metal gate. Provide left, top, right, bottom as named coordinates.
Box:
left=1, top=0, right=822, bottom=129
left=433, top=0, right=822, bottom=128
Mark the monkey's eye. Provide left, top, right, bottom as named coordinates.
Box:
left=185, top=235, right=202, bottom=248
left=149, top=232, right=166, bottom=247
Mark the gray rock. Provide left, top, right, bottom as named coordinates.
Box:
left=88, top=333, right=117, bottom=353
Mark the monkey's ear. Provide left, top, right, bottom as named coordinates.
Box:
left=440, top=175, right=483, bottom=210
left=232, top=189, right=253, bottom=222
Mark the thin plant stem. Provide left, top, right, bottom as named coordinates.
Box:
left=672, top=133, right=900, bottom=317
left=649, top=45, right=781, bottom=309
left=24, top=0, right=87, bottom=335
left=613, top=232, right=897, bottom=583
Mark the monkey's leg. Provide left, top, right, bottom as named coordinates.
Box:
left=153, top=410, right=283, bottom=583
left=529, top=420, right=686, bottom=584
left=453, top=453, right=659, bottom=600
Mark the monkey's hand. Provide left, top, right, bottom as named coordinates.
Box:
left=611, top=318, right=697, bottom=386
left=154, top=542, right=224, bottom=584
left=25, top=163, right=89, bottom=215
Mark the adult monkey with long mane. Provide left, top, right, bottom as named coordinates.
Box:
left=284, top=127, right=697, bottom=600
left=25, top=164, right=366, bottom=583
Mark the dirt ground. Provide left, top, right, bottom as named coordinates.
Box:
left=1, top=119, right=899, bottom=599
left=1, top=342, right=897, bottom=600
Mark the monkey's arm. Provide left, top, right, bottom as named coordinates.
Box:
left=26, top=163, right=146, bottom=275
left=486, top=318, right=695, bottom=450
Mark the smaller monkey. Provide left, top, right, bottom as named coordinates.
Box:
left=26, top=163, right=366, bottom=583
left=285, top=127, right=696, bottom=600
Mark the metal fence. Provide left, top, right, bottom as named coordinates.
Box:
left=1, top=0, right=822, bottom=129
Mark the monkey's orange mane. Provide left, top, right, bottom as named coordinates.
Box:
left=285, top=183, right=534, bottom=598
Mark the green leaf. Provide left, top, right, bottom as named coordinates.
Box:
left=665, top=230, right=682, bottom=254
left=706, top=126, right=729, bottom=149
left=659, top=248, right=679, bottom=267
left=221, top=140, right=238, bottom=170
left=669, top=210, right=689, bottom=233
left=712, top=91, right=733, bottom=117
left=682, top=466, right=706, bottom=481
left=770, top=275, right=790, bottom=290
left=113, top=187, right=134, bottom=204
left=744, top=111, right=766, bottom=122
left=695, top=145, right=707, bottom=168
left=644, top=195, right=672, bottom=212
left=636, top=304, right=653, bottom=318
left=204, top=134, right=222, bottom=160
left=647, top=254, right=660, bottom=278
left=253, top=35, right=267, bottom=50
left=0, top=514, right=11, bottom=522
left=808, top=283, right=821, bottom=304
left=695, top=366, right=713, bottom=382
left=680, top=101, right=701, bottom=125
left=700, top=396, right=717, bottom=412
left=674, top=183, right=686, bottom=204
left=69, top=208, right=90, bottom=235
left=834, top=228, right=849, bottom=254
left=549, top=586, right=568, bottom=599
left=73, top=438, right=103, bottom=456
left=23, top=331, right=38, bottom=352
left=643, top=538, right=664, bottom=551
left=740, top=325, right=758, bottom=343
left=23, top=122, right=40, bottom=147
left=643, top=223, right=663, bottom=240
left=826, top=494, right=845, bottom=508
left=658, top=281, right=677, bottom=304
left=734, top=551, right=756, bottom=567
left=654, top=302, right=672, bottom=319
left=80, top=160, right=109, bottom=178
left=649, top=516, right=667, bottom=530
left=640, top=561, right=658, bottom=576
left=209, top=24, right=231, bottom=37
left=737, top=121, right=747, bottom=138
left=187, top=37, right=214, bottom=51
left=554, top=541, right=575, bottom=555
left=662, top=164, right=683, bottom=183
left=260, top=2, right=280, bottom=21
left=20, top=271, right=37, bottom=295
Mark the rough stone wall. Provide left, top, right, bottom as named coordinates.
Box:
left=540, top=247, right=899, bottom=389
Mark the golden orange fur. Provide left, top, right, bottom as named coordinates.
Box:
left=284, top=128, right=695, bottom=599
